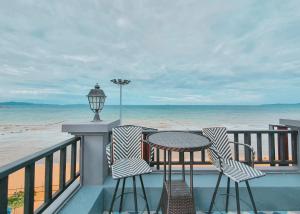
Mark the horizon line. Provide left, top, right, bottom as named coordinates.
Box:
left=1, top=101, right=300, bottom=107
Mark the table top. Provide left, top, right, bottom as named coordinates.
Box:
left=147, top=131, right=211, bottom=152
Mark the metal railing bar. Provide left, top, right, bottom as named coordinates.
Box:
left=244, top=133, right=251, bottom=164
left=291, top=131, right=298, bottom=165
left=144, top=129, right=298, bottom=169
left=0, top=137, right=80, bottom=179
left=59, top=148, right=67, bottom=191
left=24, top=163, right=35, bottom=214
left=268, top=133, right=276, bottom=166
left=257, top=133, right=262, bottom=162
left=70, top=143, right=77, bottom=180
left=44, top=154, right=53, bottom=203
left=234, top=133, right=239, bottom=161
left=0, top=176, right=8, bottom=214
left=142, top=129, right=296, bottom=135
left=156, top=148, right=160, bottom=170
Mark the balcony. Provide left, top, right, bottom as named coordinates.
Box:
left=0, top=119, right=300, bottom=213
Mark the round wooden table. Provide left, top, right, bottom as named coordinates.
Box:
left=147, top=131, right=211, bottom=214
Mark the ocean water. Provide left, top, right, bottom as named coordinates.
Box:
left=0, top=103, right=300, bottom=165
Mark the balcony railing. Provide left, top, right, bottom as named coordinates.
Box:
left=0, top=137, right=81, bottom=214
left=141, top=129, right=298, bottom=170
left=0, top=128, right=298, bottom=213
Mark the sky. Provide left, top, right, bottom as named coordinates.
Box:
left=0, top=0, right=300, bottom=105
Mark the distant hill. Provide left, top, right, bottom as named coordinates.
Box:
left=261, top=103, right=300, bottom=106
left=0, top=101, right=41, bottom=106
left=0, top=101, right=86, bottom=107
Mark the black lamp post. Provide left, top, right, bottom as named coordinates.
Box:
left=87, top=83, right=106, bottom=122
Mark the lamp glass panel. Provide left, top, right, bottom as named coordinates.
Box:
left=88, top=96, right=93, bottom=109
left=93, top=96, right=96, bottom=110
left=95, top=96, right=100, bottom=110
left=91, top=96, right=95, bottom=110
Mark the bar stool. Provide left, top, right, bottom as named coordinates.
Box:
left=203, top=127, right=265, bottom=214
left=106, top=125, right=152, bottom=213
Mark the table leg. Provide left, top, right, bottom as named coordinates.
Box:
left=180, top=152, right=185, bottom=181
left=190, top=152, right=194, bottom=195
left=157, top=149, right=167, bottom=213
left=164, top=149, right=167, bottom=182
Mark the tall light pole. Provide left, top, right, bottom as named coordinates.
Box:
left=111, top=79, right=130, bottom=125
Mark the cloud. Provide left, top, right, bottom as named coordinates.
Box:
left=10, top=88, right=65, bottom=95
left=0, top=0, right=300, bottom=104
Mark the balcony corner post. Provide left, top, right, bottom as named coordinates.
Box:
left=62, top=120, right=120, bottom=185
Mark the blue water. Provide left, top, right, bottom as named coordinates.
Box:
left=1, top=104, right=300, bottom=129
left=0, top=103, right=300, bottom=165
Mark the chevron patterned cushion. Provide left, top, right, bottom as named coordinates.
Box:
left=112, top=126, right=143, bottom=162
left=221, top=159, right=265, bottom=183
left=111, top=158, right=152, bottom=179
left=202, top=127, right=232, bottom=161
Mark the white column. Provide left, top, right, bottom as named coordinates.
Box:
left=62, top=120, right=120, bottom=185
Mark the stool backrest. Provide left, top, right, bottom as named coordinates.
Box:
left=112, top=125, right=143, bottom=162
left=202, top=127, right=232, bottom=163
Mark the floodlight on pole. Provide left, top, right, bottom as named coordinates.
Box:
left=111, top=79, right=130, bottom=125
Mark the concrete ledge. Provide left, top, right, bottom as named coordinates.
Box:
left=280, top=119, right=300, bottom=128
left=58, top=186, right=104, bottom=214
left=58, top=173, right=300, bottom=213
left=62, top=120, right=120, bottom=135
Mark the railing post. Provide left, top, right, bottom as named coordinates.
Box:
left=291, top=131, right=298, bottom=165
left=268, top=133, right=275, bottom=166
left=71, top=142, right=77, bottom=180
left=257, top=133, right=262, bottom=163
left=0, top=176, right=8, bottom=214
left=24, top=163, right=35, bottom=214
left=59, top=148, right=66, bottom=191
left=201, top=150, right=205, bottom=163
left=142, top=133, right=150, bottom=164
left=62, top=120, right=120, bottom=185
left=45, top=154, right=53, bottom=203
left=156, top=148, right=160, bottom=170
left=244, top=132, right=251, bottom=164
left=278, top=132, right=289, bottom=166
left=234, top=133, right=239, bottom=161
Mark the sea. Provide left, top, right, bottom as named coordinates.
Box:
left=0, top=103, right=300, bottom=166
